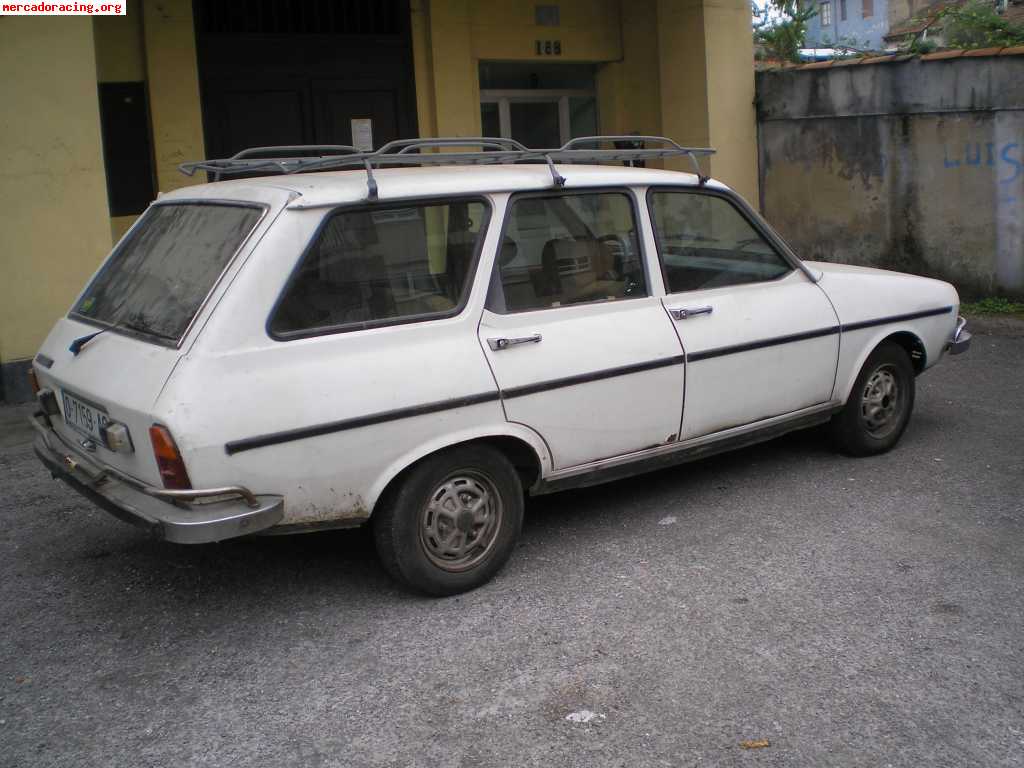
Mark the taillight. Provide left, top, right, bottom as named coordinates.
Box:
left=28, top=367, right=40, bottom=395
left=149, top=425, right=192, bottom=490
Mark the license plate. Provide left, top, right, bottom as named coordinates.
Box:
left=61, top=390, right=110, bottom=442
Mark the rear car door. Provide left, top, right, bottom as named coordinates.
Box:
left=648, top=188, right=840, bottom=440
left=479, top=189, right=685, bottom=469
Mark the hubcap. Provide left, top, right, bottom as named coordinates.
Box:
left=860, top=364, right=902, bottom=437
left=419, top=471, right=503, bottom=573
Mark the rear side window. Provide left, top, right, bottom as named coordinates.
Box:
left=73, top=203, right=262, bottom=343
left=649, top=191, right=791, bottom=293
left=270, top=200, right=489, bottom=337
left=487, top=191, right=647, bottom=313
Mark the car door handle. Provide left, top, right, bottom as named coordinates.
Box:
left=667, top=306, right=713, bottom=320
left=487, top=333, right=542, bottom=351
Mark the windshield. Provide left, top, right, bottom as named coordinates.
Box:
left=72, top=203, right=263, bottom=344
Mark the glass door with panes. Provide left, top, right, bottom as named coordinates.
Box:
left=479, top=62, right=598, bottom=149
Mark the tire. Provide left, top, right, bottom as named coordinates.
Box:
left=372, top=445, right=524, bottom=596
left=830, top=341, right=916, bottom=457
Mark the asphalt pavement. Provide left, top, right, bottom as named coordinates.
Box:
left=1, top=324, right=1022, bottom=767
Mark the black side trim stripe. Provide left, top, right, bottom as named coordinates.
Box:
left=502, top=355, right=686, bottom=399
left=224, top=356, right=686, bottom=454
left=686, top=306, right=954, bottom=363
left=225, top=391, right=501, bottom=455
left=839, top=305, right=954, bottom=332
left=687, top=326, right=840, bottom=363
left=224, top=306, right=953, bottom=454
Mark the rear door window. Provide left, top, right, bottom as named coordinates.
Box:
left=73, top=203, right=263, bottom=344
left=270, top=199, right=489, bottom=337
left=487, top=191, right=647, bottom=313
left=648, top=191, right=791, bottom=293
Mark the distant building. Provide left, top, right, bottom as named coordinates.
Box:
left=885, top=0, right=1024, bottom=49
left=804, top=0, right=1024, bottom=53
left=804, top=0, right=891, bottom=50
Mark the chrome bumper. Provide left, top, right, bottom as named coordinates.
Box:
left=947, top=315, right=972, bottom=355
left=31, top=413, right=284, bottom=544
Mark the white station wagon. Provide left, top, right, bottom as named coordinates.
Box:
left=29, top=137, right=971, bottom=595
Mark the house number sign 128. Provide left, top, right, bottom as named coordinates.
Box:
left=535, top=39, right=562, bottom=55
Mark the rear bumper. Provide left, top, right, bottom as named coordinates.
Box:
left=947, top=315, right=972, bottom=355
left=31, top=413, right=283, bottom=543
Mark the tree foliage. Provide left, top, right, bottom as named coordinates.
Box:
left=754, top=0, right=817, bottom=62
left=939, top=0, right=1024, bottom=48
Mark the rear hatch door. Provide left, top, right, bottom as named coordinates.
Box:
left=34, top=196, right=277, bottom=486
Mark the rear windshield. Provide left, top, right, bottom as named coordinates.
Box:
left=72, top=203, right=262, bottom=344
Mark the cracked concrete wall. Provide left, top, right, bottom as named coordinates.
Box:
left=757, top=57, right=1024, bottom=298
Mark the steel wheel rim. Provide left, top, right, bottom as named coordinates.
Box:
left=860, top=364, right=903, bottom=438
left=419, top=470, right=503, bottom=573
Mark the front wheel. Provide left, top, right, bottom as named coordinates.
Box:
left=373, top=445, right=524, bottom=596
left=830, top=342, right=916, bottom=456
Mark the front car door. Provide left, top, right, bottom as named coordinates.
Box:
left=479, top=189, right=686, bottom=469
left=648, top=187, right=840, bottom=440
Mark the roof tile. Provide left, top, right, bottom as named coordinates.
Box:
left=801, top=60, right=835, bottom=69
left=861, top=54, right=898, bottom=65
left=920, top=49, right=965, bottom=60
left=999, top=44, right=1024, bottom=56
left=963, top=46, right=1005, bottom=57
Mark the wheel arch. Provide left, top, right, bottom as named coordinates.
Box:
left=837, top=327, right=927, bottom=404
left=366, top=424, right=551, bottom=519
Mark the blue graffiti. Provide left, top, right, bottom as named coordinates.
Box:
left=1001, top=143, right=1022, bottom=184
left=945, top=141, right=1022, bottom=207
left=944, top=142, right=1022, bottom=184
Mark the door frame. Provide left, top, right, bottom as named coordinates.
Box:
left=479, top=89, right=597, bottom=147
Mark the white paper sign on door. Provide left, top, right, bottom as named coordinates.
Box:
left=351, top=118, right=374, bottom=152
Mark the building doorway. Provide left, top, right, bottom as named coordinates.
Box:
left=194, top=0, right=418, bottom=158
left=479, top=62, right=598, bottom=149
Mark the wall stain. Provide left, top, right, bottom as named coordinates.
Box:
left=757, top=59, right=1024, bottom=298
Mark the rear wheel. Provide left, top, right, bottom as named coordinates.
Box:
left=373, top=445, right=523, bottom=596
left=830, top=342, right=915, bottom=456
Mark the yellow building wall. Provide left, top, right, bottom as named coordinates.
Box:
left=702, top=0, right=759, bottom=204
left=411, top=0, right=757, bottom=203
left=657, top=0, right=758, bottom=203
left=143, top=0, right=206, bottom=194
left=93, top=0, right=145, bottom=83
left=467, top=0, right=621, bottom=61
left=410, top=1, right=439, bottom=138
left=0, top=18, right=112, bottom=365
left=596, top=0, right=662, bottom=137
left=413, top=0, right=625, bottom=140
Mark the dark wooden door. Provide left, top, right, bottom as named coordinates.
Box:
left=313, top=81, right=399, bottom=148
left=195, top=0, right=417, bottom=159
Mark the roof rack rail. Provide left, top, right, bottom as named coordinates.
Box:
left=179, top=135, right=715, bottom=201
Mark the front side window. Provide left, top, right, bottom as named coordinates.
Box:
left=271, top=200, right=488, bottom=336
left=820, top=1, right=832, bottom=24
left=488, top=192, right=647, bottom=313
left=649, top=191, right=791, bottom=293
left=73, top=203, right=262, bottom=344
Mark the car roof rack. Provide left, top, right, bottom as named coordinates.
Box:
left=179, top=136, right=715, bottom=201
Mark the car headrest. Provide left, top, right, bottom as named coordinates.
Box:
left=498, top=237, right=519, bottom=267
